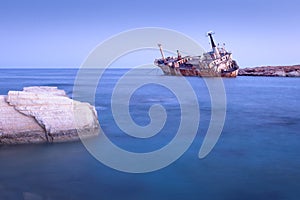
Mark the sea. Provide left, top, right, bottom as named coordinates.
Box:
left=0, top=68, right=299, bottom=200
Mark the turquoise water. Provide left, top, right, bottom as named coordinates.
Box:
left=0, top=69, right=299, bottom=200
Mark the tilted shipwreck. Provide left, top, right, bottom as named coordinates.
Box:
left=154, top=31, right=239, bottom=77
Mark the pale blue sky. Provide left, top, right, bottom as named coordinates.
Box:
left=1, top=0, right=299, bottom=68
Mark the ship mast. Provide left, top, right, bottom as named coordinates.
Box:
left=207, top=31, right=220, bottom=58
left=177, top=50, right=182, bottom=59
left=157, top=44, right=165, bottom=60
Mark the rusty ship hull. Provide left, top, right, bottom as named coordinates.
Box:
left=154, top=31, right=239, bottom=78
left=159, top=64, right=239, bottom=77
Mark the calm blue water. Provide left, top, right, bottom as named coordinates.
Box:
left=0, top=68, right=299, bottom=200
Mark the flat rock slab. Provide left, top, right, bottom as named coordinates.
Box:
left=0, top=86, right=99, bottom=144
left=0, top=96, right=47, bottom=144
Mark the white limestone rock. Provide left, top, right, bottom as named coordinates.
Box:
left=0, top=96, right=46, bottom=144
left=0, top=87, right=99, bottom=144
left=274, top=70, right=286, bottom=77
left=287, top=71, right=300, bottom=77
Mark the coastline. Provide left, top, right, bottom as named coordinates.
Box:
left=238, top=65, right=300, bottom=77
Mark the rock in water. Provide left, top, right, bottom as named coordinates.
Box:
left=238, top=65, right=300, bottom=77
left=0, top=96, right=47, bottom=144
left=0, top=86, right=99, bottom=144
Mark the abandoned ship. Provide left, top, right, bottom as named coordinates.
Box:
left=154, top=31, right=239, bottom=77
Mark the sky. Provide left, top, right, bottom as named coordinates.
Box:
left=0, top=0, right=299, bottom=68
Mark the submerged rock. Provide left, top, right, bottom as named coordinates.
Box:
left=0, top=86, right=99, bottom=144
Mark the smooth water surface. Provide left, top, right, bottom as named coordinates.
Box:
left=0, top=69, right=299, bottom=200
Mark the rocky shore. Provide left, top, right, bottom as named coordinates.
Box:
left=238, top=65, right=300, bottom=77
left=0, top=87, right=99, bottom=144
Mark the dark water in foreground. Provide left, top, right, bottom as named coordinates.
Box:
left=0, top=68, right=299, bottom=200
